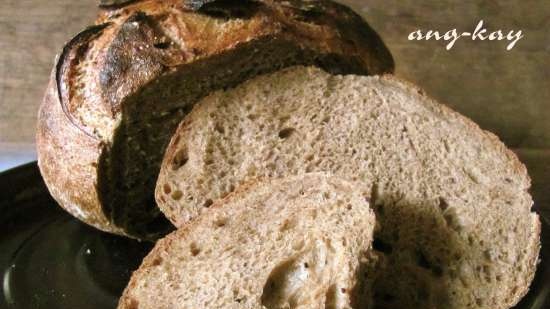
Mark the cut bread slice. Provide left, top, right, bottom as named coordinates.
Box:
left=157, top=66, right=540, bottom=309
left=119, top=174, right=376, bottom=309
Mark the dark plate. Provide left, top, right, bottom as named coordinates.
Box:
left=0, top=162, right=153, bottom=309
left=0, top=161, right=549, bottom=309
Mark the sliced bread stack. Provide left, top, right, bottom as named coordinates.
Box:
left=35, top=1, right=539, bottom=308
left=152, top=66, right=540, bottom=309
left=119, top=174, right=376, bottom=309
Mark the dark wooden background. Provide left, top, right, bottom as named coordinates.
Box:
left=0, top=0, right=549, bottom=172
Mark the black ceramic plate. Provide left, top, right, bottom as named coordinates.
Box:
left=0, top=163, right=152, bottom=309
left=0, top=162, right=549, bottom=309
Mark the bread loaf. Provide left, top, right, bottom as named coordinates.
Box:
left=119, top=173, right=376, bottom=309
left=157, top=66, right=540, bottom=309
left=36, top=0, right=394, bottom=239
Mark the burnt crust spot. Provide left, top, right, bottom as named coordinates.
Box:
left=98, top=0, right=139, bottom=9
left=99, top=12, right=178, bottom=114
left=198, top=0, right=261, bottom=19
left=279, top=0, right=394, bottom=74
left=56, top=23, right=111, bottom=140
left=184, top=0, right=261, bottom=19
left=325, top=1, right=394, bottom=73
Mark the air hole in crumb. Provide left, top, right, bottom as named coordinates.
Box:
left=190, top=243, right=200, bottom=256
left=172, top=149, right=188, bottom=170
left=278, top=128, right=295, bottom=139
left=280, top=219, right=295, bottom=231
left=438, top=197, right=448, bottom=211
left=163, top=183, right=172, bottom=194
left=204, top=199, right=213, bottom=208
left=346, top=204, right=352, bottom=210
left=215, top=123, right=225, bottom=134
left=171, top=190, right=183, bottom=200
left=151, top=257, right=163, bottom=266
left=154, top=41, right=170, bottom=49
left=372, top=237, right=393, bottom=254
left=304, top=262, right=309, bottom=268
left=215, top=217, right=228, bottom=227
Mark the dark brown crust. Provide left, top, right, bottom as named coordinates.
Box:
left=37, top=77, right=125, bottom=236
left=99, top=12, right=168, bottom=114
left=98, top=0, right=140, bottom=9
left=56, top=23, right=111, bottom=139
left=37, top=0, right=394, bottom=238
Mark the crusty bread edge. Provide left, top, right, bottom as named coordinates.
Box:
left=380, top=73, right=541, bottom=308
left=380, top=74, right=531, bottom=189
left=37, top=73, right=128, bottom=236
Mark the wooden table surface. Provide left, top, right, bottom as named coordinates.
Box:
left=0, top=0, right=549, bottom=170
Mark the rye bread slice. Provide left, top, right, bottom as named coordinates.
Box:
left=157, top=66, right=540, bottom=309
left=119, top=174, right=376, bottom=309
left=36, top=0, right=393, bottom=239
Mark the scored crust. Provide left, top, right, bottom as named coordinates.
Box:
left=36, top=0, right=394, bottom=238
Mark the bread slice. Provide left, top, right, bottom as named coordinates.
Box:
left=36, top=0, right=394, bottom=239
left=119, top=173, right=376, bottom=309
left=157, top=66, right=540, bottom=309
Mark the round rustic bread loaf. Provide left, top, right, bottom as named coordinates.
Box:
left=36, top=0, right=393, bottom=239
left=157, top=66, right=540, bottom=309
left=119, top=173, right=376, bottom=309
